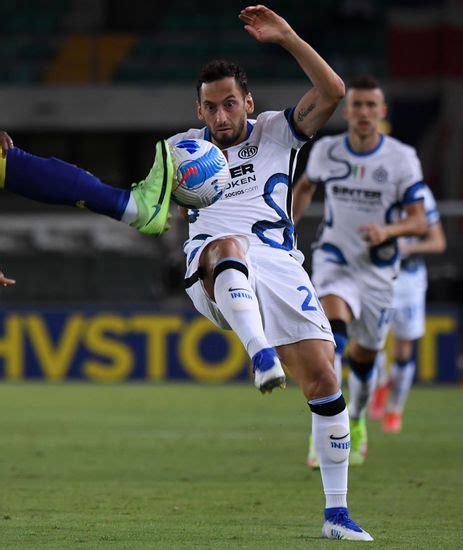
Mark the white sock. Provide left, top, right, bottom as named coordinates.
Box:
left=388, top=360, right=415, bottom=413
left=121, top=194, right=138, bottom=224
left=333, top=354, right=343, bottom=386
left=312, top=406, right=349, bottom=509
left=374, top=350, right=389, bottom=387
left=213, top=264, right=269, bottom=358
left=348, top=370, right=376, bottom=420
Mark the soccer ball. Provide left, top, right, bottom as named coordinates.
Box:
left=170, top=139, right=229, bottom=209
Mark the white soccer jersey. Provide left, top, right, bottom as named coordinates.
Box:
left=307, top=133, right=425, bottom=290
left=168, top=109, right=308, bottom=264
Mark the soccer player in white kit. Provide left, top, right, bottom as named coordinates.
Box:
left=293, top=75, right=427, bottom=466
left=172, top=5, right=372, bottom=542
left=370, top=184, right=446, bottom=432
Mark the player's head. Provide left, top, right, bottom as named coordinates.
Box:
left=343, top=75, right=387, bottom=139
left=196, top=60, right=254, bottom=148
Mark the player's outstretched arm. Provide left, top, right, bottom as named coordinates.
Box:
left=0, top=271, right=16, bottom=287
left=400, top=220, right=447, bottom=256
left=292, top=173, right=317, bottom=224
left=239, top=5, right=345, bottom=137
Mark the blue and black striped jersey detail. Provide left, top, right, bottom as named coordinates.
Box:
left=284, top=107, right=311, bottom=142
left=402, top=181, right=425, bottom=205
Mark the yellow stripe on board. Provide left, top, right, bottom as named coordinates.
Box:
left=46, top=33, right=136, bottom=83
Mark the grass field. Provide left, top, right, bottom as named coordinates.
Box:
left=0, top=383, right=461, bottom=549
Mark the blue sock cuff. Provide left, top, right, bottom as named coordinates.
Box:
left=215, top=257, right=247, bottom=267
left=213, top=257, right=248, bottom=281
left=308, top=390, right=342, bottom=406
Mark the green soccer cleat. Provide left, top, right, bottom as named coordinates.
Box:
left=307, top=434, right=320, bottom=470
left=349, top=417, right=367, bottom=466
left=130, top=140, right=174, bottom=235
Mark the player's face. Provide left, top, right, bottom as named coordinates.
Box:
left=197, top=77, right=254, bottom=148
left=343, top=88, right=387, bottom=139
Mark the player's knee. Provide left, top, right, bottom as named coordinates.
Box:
left=307, top=360, right=339, bottom=399
left=204, top=237, right=246, bottom=264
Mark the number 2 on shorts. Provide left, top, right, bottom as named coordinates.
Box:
left=297, top=285, right=317, bottom=312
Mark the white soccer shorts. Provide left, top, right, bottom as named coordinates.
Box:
left=391, top=271, right=426, bottom=341
left=184, top=233, right=334, bottom=348
left=311, top=250, right=394, bottom=351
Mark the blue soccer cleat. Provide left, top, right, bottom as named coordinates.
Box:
left=322, top=507, right=373, bottom=541
left=252, top=348, right=286, bottom=394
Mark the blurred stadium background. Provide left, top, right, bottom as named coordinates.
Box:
left=0, top=2, right=462, bottom=548
left=0, top=0, right=461, bottom=383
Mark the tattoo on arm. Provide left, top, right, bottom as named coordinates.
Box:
left=297, top=103, right=316, bottom=122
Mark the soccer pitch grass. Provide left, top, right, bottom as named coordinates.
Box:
left=0, top=384, right=461, bottom=549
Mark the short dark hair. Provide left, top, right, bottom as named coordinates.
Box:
left=347, top=74, right=381, bottom=91
left=196, top=60, right=249, bottom=99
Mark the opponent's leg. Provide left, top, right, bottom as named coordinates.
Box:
left=0, top=142, right=173, bottom=235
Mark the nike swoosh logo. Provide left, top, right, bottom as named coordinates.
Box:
left=229, top=287, right=249, bottom=292
left=330, top=433, right=349, bottom=440
left=145, top=204, right=161, bottom=225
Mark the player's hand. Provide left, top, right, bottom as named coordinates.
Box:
left=359, top=223, right=389, bottom=246
left=0, top=271, right=16, bottom=287
left=0, top=131, right=14, bottom=159
left=239, top=5, right=293, bottom=45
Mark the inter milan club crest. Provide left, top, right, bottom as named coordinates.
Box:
left=373, top=165, right=388, bottom=183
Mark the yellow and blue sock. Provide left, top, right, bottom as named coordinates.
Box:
left=3, top=147, right=130, bottom=220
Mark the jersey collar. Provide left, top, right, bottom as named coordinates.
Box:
left=344, top=133, right=384, bottom=157
left=204, top=121, right=254, bottom=145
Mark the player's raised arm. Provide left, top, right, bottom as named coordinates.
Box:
left=239, top=5, right=345, bottom=137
